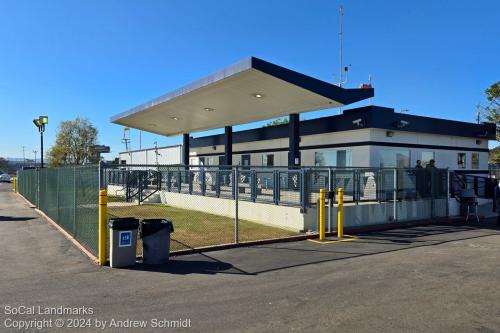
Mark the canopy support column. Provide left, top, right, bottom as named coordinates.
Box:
left=224, top=126, right=233, bottom=166
left=288, top=113, right=300, bottom=167
left=182, top=133, right=190, bottom=165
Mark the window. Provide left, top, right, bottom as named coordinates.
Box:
left=379, top=149, right=410, bottom=168
left=120, top=160, right=126, bottom=165
left=241, top=154, right=251, bottom=169
left=198, top=157, right=205, bottom=165
left=218, top=156, right=226, bottom=166
left=263, top=154, right=274, bottom=167
left=471, top=153, right=479, bottom=169
left=315, top=150, right=352, bottom=167
left=457, top=153, right=466, bottom=169
left=421, top=151, right=434, bottom=167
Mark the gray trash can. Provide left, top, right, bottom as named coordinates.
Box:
left=140, top=219, right=174, bottom=265
left=109, top=217, right=139, bottom=268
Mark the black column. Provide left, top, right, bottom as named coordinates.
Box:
left=182, top=133, right=190, bottom=165
left=224, top=126, right=232, bottom=166
left=288, top=113, right=300, bottom=167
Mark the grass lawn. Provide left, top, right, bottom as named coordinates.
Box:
left=108, top=195, right=126, bottom=203
left=108, top=204, right=300, bottom=252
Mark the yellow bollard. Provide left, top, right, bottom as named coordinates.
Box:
left=12, top=177, right=17, bottom=192
left=337, top=188, right=344, bottom=238
left=319, top=188, right=326, bottom=241
left=98, top=190, right=108, bottom=266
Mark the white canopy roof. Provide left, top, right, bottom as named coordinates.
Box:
left=111, top=57, right=374, bottom=136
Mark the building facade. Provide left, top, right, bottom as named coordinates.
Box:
left=119, top=105, right=494, bottom=174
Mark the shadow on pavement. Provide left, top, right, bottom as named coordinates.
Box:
left=245, top=219, right=500, bottom=275
left=0, top=216, right=36, bottom=222
left=124, top=220, right=500, bottom=276
left=128, top=250, right=256, bottom=276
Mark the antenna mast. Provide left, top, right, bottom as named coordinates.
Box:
left=339, top=4, right=344, bottom=87
left=121, top=127, right=131, bottom=152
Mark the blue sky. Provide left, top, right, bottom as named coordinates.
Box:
left=1, top=0, right=499, bottom=160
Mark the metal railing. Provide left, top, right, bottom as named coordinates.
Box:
left=450, top=171, right=495, bottom=199
left=103, top=164, right=450, bottom=208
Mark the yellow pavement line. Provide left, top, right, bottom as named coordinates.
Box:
left=308, top=235, right=358, bottom=244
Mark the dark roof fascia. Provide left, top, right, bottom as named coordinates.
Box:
left=190, top=105, right=496, bottom=148
left=251, top=57, right=374, bottom=105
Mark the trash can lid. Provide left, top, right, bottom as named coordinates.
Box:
left=140, top=219, right=174, bottom=237
left=109, top=217, right=139, bottom=230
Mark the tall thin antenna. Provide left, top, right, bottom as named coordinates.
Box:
left=154, top=140, right=161, bottom=165
left=339, top=4, right=344, bottom=88
left=121, top=127, right=131, bottom=152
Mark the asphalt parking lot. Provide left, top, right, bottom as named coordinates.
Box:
left=1, top=182, right=500, bottom=332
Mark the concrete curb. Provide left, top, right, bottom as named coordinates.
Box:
left=15, top=192, right=100, bottom=265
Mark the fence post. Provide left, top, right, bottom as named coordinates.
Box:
left=446, top=169, right=450, bottom=217
left=319, top=188, right=326, bottom=241
left=393, top=168, right=397, bottom=222
left=73, top=166, right=77, bottom=237
left=36, top=168, right=40, bottom=208
left=276, top=171, right=281, bottom=205
left=98, top=189, right=107, bottom=266
left=300, top=169, right=307, bottom=210
left=234, top=167, right=239, bottom=244
left=337, top=187, right=344, bottom=238
left=328, top=168, right=333, bottom=232
left=430, top=169, right=436, bottom=219
left=251, top=170, right=256, bottom=202
left=189, top=169, right=193, bottom=194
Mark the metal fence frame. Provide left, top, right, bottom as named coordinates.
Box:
left=102, top=164, right=452, bottom=209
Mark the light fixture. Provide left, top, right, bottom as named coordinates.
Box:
left=253, top=93, right=264, bottom=98
left=32, top=115, right=48, bottom=168
left=171, top=117, right=179, bottom=121
left=204, top=107, right=215, bottom=112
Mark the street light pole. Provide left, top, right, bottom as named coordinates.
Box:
left=40, top=127, right=44, bottom=168
left=33, top=116, right=48, bottom=168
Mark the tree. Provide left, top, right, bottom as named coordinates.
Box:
left=477, top=81, right=500, bottom=163
left=0, top=157, right=8, bottom=171
left=264, top=117, right=289, bottom=127
left=477, top=81, right=500, bottom=140
left=47, top=118, right=100, bottom=167
left=489, top=147, right=500, bottom=164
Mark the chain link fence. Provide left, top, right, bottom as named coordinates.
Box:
left=104, top=165, right=300, bottom=254
left=16, top=163, right=459, bottom=260
left=17, top=166, right=99, bottom=255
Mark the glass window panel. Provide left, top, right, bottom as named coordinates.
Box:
left=421, top=151, right=434, bottom=167
left=315, top=150, right=352, bottom=167
left=379, top=149, right=410, bottom=168
left=457, top=153, right=466, bottom=169
left=315, top=151, right=336, bottom=167
left=471, top=153, right=479, bottom=169
left=263, top=154, right=274, bottom=167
